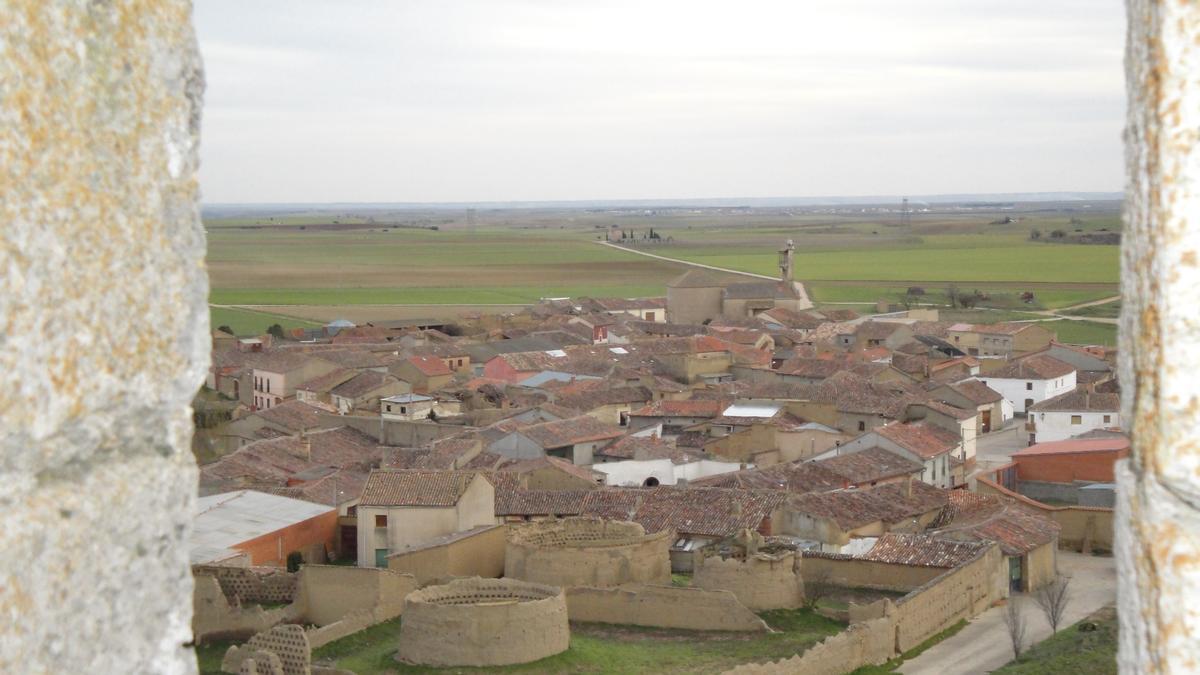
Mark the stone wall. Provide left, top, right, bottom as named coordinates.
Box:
left=566, top=584, right=769, bottom=632
left=505, top=518, right=672, bottom=587
left=397, top=578, right=570, bottom=667
left=294, top=565, right=416, bottom=627
left=693, top=551, right=803, bottom=610
left=0, top=1, right=208, bottom=671
left=387, top=525, right=506, bottom=584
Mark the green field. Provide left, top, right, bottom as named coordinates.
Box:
left=993, top=606, right=1117, bottom=674
left=1043, top=319, right=1118, bottom=346
left=210, top=306, right=321, bottom=337
left=204, top=204, right=1121, bottom=328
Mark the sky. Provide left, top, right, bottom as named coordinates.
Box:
left=193, top=1, right=1126, bottom=204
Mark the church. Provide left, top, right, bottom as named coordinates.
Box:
left=665, top=240, right=813, bottom=324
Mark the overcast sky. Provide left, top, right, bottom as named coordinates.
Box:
left=194, top=1, right=1125, bottom=204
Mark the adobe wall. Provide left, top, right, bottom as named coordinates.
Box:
left=722, top=616, right=895, bottom=675
left=222, top=624, right=310, bottom=675
left=505, top=518, right=672, bottom=587
left=566, top=584, right=768, bottom=632
left=294, top=565, right=416, bottom=627
left=725, top=544, right=1006, bottom=674
left=397, top=578, right=570, bottom=667
left=194, top=566, right=297, bottom=605
left=891, top=544, right=1005, bottom=652
left=387, top=525, right=506, bottom=584
left=192, top=575, right=300, bottom=643
left=693, top=551, right=803, bottom=610
left=797, top=554, right=944, bottom=593
left=977, top=476, right=1114, bottom=552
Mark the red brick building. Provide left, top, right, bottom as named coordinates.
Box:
left=1011, top=437, right=1130, bottom=484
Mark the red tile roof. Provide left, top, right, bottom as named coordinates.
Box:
left=988, top=354, right=1075, bottom=380
left=518, top=415, right=626, bottom=448
left=1028, top=389, right=1120, bottom=413
left=933, top=490, right=1060, bottom=555
left=359, top=470, right=488, bottom=507
left=860, top=533, right=988, bottom=568
left=787, top=481, right=949, bottom=530
left=874, top=421, right=961, bottom=460
left=816, top=447, right=925, bottom=485
left=407, top=354, right=453, bottom=377
left=630, top=399, right=729, bottom=418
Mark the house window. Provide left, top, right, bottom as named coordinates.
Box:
left=858, top=421, right=866, bottom=432
left=646, top=312, right=656, bottom=321
left=400, top=406, right=407, bottom=414
left=1104, top=414, right=1112, bottom=423
left=1026, top=382, right=1033, bottom=390
left=266, top=379, right=270, bottom=393
left=1071, top=415, right=1082, bottom=425
left=375, top=514, right=387, bottom=528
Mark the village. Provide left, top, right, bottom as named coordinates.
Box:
left=193, top=242, right=1122, bottom=674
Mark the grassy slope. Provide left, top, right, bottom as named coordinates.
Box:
left=992, top=607, right=1117, bottom=674
left=309, top=610, right=843, bottom=675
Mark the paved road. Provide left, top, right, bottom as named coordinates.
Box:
left=973, top=423, right=1028, bottom=475
left=594, top=241, right=780, bottom=281
left=899, top=552, right=1117, bottom=675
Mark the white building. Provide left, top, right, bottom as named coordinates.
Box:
left=381, top=393, right=435, bottom=421
left=1027, top=389, right=1122, bottom=443
left=975, top=354, right=1076, bottom=415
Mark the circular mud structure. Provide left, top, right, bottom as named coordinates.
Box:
left=396, top=577, right=569, bottom=667
left=504, top=517, right=672, bottom=587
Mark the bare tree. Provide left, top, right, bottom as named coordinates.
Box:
left=945, top=284, right=960, bottom=309
left=803, top=567, right=835, bottom=610
left=1034, top=575, right=1071, bottom=634
left=1004, top=597, right=1028, bottom=659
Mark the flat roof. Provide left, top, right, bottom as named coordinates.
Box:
left=191, top=490, right=334, bottom=564
left=1013, top=437, right=1130, bottom=457
left=382, top=393, right=434, bottom=403
left=721, top=401, right=785, bottom=418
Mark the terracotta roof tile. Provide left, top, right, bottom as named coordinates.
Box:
left=988, top=354, right=1075, bottom=380
left=359, top=469, right=487, bottom=507
left=874, top=421, right=961, bottom=460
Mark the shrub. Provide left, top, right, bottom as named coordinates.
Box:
left=286, top=551, right=303, bottom=573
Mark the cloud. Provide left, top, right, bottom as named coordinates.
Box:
left=193, top=0, right=1125, bottom=203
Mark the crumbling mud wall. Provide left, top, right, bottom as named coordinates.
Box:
left=397, top=578, right=570, bottom=667
left=505, top=518, right=672, bottom=587
left=0, top=2, right=208, bottom=672
left=693, top=550, right=803, bottom=610
left=193, top=575, right=301, bottom=643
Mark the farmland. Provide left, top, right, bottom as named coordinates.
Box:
left=203, top=200, right=1122, bottom=338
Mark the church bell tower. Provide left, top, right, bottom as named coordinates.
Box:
left=778, top=239, right=795, bottom=282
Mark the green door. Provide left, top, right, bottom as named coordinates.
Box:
left=375, top=548, right=389, bottom=568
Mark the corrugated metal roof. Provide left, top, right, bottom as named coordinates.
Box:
left=191, top=490, right=334, bottom=564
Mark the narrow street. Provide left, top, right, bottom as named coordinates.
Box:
left=899, top=552, right=1117, bottom=675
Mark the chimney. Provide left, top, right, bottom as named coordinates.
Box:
left=299, top=428, right=311, bottom=462
left=731, top=500, right=743, bottom=517
left=904, top=476, right=913, bottom=498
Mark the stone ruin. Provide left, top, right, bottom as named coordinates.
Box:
left=504, top=517, right=672, bottom=587
left=396, top=577, right=570, bottom=667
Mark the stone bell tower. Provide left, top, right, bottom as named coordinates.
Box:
left=778, top=239, right=795, bottom=282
